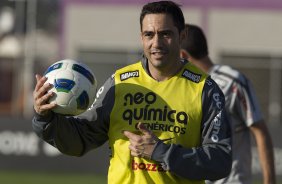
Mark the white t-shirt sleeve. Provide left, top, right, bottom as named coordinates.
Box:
left=231, top=75, right=263, bottom=127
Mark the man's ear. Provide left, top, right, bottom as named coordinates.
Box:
left=180, top=49, right=189, bottom=60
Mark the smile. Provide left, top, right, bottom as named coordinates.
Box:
left=151, top=50, right=167, bottom=55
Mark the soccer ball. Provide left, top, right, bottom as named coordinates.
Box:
left=44, top=59, right=97, bottom=116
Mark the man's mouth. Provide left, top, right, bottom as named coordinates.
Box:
left=151, top=50, right=167, bottom=56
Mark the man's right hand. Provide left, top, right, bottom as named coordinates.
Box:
left=33, top=74, right=57, bottom=116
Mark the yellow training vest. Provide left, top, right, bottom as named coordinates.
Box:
left=108, top=61, right=207, bottom=184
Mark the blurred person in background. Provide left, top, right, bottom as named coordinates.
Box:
left=32, top=1, right=232, bottom=183
left=180, top=24, right=276, bottom=184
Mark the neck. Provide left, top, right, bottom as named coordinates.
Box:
left=148, top=59, right=184, bottom=82
left=191, top=56, right=213, bottom=73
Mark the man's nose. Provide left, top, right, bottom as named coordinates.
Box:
left=152, top=34, right=162, bottom=47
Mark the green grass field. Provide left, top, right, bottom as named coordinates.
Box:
left=0, top=171, right=107, bottom=184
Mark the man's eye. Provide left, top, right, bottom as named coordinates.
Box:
left=162, top=32, right=171, bottom=38
left=144, top=33, right=153, bottom=38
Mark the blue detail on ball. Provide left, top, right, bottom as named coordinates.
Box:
left=54, top=79, right=75, bottom=92
left=72, top=64, right=95, bottom=85
left=44, top=63, right=63, bottom=75
left=76, top=91, right=89, bottom=110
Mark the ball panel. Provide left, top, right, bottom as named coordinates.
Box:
left=43, top=59, right=97, bottom=116
left=54, top=79, right=75, bottom=92
left=76, top=90, right=90, bottom=110
left=44, top=62, right=63, bottom=75
left=72, top=64, right=95, bottom=85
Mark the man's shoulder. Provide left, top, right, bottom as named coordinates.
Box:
left=212, top=65, right=240, bottom=77
left=114, top=61, right=142, bottom=82
left=210, top=64, right=248, bottom=85
left=182, top=62, right=209, bottom=83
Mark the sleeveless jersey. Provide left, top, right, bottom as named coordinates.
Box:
left=108, top=61, right=208, bottom=184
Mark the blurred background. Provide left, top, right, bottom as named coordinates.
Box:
left=0, top=0, right=281, bottom=183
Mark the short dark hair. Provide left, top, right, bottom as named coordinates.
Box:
left=181, top=24, right=209, bottom=59
left=140, top=1, right=185, bottom=33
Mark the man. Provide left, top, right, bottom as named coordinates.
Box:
left=181, top=24, right=276, bottom=184
left=32, top=1, right=232, bottom=184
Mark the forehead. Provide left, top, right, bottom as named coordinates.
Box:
left=141, top=13, right=176, bottom=31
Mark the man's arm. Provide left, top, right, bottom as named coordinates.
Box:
left=250, top=120, right=276, bottom=184
left=232, top=74, right=276, bottom=183
left=32, top=75, right=115, bottom=156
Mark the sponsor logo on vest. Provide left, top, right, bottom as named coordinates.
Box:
left=135, top=123, right=186, bottom=134
left=90, top=86, right=104, bottom=108
left=205, top=79, right=213, bottom=86
left=132, top=159, right=165, bottom=172
left=212, top=93, right=222, bottom=109
left=120, top=70, right=139, bottom=81
left=211, top=112, right=222, bottom=142
left=122, top=92, right=188, bottom=134
left=182, top=69, right=201, bottom=83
